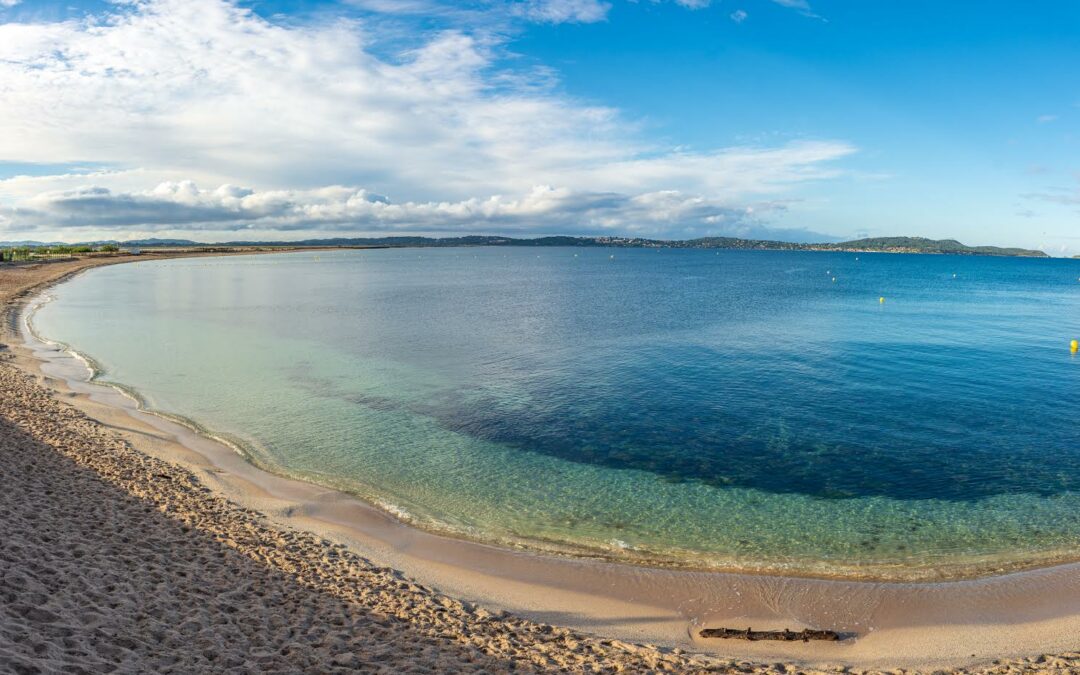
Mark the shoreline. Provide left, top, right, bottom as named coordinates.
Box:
left=22, top=280, right=1080, bottom=585
left=22, top=251, right=1080, bottom=585
left=2, top=252, right=1079, bottom=672
left=1, top=252, right=724, bottom=673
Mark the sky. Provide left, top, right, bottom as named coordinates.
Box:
left=0, top=1, right=1078, bottom=253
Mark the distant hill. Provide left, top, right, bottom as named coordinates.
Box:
left=0, top=238, right=201, bottom=248
left=818, top=237, right=1047, bottom=257
left=218, top=235, right=1047, bottom=256
left=1, top=235, right=1049, bottom=257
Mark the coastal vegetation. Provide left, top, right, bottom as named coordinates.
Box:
left=0, top=244, right=119, bottom=262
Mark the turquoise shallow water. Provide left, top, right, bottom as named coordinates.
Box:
left=30, top=248, right=1080, bottom=578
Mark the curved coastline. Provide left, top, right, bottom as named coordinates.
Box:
left=23, top=253, right=1080, bottom=584
left=6, top=253, right=1080, bottom=671
left=23, top=289, right=286, bottom=473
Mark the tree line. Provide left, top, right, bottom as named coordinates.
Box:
left=0, top=244, right=120, bottom=262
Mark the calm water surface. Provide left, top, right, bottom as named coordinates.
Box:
left=32, top=248, right=1080, bottom=577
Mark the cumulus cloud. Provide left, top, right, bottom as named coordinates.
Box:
left=730, top=9, right=748, bottom=23
left=0, top=135, right=854, bottom=236
left=2, top=181, right=821, bottom=241
left=0, top=0, right=855, bottom=240
left=0, top=0, right=630, bottom=199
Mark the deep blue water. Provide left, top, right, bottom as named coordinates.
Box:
left=32, top=248, right=1080, bottom=576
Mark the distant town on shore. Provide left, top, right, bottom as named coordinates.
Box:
left=0, top=235, right=1050, bottom=258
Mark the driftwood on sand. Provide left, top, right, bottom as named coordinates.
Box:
left=700, top=627, right=842, bottom=642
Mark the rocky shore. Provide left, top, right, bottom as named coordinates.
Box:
left=1, top=255, right=1077, bottom=673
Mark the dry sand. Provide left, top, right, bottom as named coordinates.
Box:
left=1, top=254, right=1078, bottom=674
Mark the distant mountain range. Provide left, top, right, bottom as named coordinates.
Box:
left=0, top=235, right=1049, bottom=257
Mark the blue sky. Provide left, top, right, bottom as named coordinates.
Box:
left=0, top=0, right=1078, bottom=253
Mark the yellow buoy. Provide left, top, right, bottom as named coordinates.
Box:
left=1072, top=339, right=1079, bottom=353
left=879, top=296, right=885, bottom=304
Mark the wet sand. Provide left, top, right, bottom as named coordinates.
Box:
left=2, top=253, right=1079, bottom=673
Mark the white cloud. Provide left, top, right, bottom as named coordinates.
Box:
left=674, top=0, right=712, bottom=9
left=0, top=138, right=855, bottom=236
left=1, top=181, right=812, bottom=240
left=1024, top=192, right=1080, bottom=206
left=0, top=0, right=21, bottom=8
left=567, top=140, right=855, bottom=196
left=514, top=0, right=612, bottom=23
left=769, top=0, right=823, bottom=19
left=0, top=0, right=855, bottom=240
left=730, top=9, right=748, bottom=23
left=1037, top=114, right=1059, bottom=124
left=344, top=0, right=611, bottom=25
left=345, top=0, right=445, bottom=13
left=352, top=0, right=701, bottom=24
left=0, top=1, right=620, bottom=198
left=1022, top=176, right=1080, bottom=207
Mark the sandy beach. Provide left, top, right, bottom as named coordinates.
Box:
left=2, top=253, right=1079, bottom=674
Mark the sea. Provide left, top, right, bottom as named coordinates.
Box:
left=29, top=247, right=1080, bottom=578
